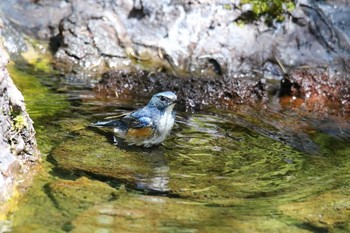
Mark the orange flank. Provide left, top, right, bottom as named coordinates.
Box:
left=126, top=127, right=153, bottom=139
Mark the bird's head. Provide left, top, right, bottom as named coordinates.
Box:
left=148, top=91, right=177, bottom=111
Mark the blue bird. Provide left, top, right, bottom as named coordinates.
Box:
left=93, top=91, right=177, bottom=147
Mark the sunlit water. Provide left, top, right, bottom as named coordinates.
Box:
left=5, top=63, right=350, bottom=233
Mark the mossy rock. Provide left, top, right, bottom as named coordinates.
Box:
left=280, top=189, right=350, bottom=231
left=51, top=128, right=159, bottom=185
left=46, top=177, right=119, bottom=217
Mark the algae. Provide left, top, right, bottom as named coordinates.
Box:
left=11, top=173, right=120, bottom=233
left=7, top=62, right=68, bottom=121
left=20, top=38, right=54, bottom=73
left=68, top=195, right=312, bottom=233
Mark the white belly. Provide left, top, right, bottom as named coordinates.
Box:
left=153, top=105, right=175, bottom=144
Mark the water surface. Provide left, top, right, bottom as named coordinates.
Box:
left=7, top=62, right=350, bottom=233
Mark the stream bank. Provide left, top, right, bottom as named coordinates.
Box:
left=0, top=42, right=39, bottom=225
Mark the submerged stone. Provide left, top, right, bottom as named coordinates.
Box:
left=69, top=194, right=311, bottom=233
left=11, top=176, right=118, bottom=233
left=280, top=189, right=350, bottom=231
left=47, top=177, right=118, bottom=217
left=51, top=128, right=159, bottom=186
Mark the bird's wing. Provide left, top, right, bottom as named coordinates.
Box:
left=103, top=112, right=129, bottom=120
left=91, top=111, right=129, bottom=127
left=92, top=108, right=153, bottom=129
left=122, top=115, right=153, bottom=129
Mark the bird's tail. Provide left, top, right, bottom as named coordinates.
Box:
left=91, top=120, right=124, bottom=128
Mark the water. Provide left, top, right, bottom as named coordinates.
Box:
left=6, top=62, right=350, bottom=233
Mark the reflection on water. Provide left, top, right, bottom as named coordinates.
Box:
left=8, top=64, right=350, bottom=233
left=135, top=150, right=170, bottom=193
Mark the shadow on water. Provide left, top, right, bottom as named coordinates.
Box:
left=8, top=62, right=350, bottom=233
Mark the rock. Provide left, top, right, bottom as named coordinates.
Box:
left=0, top=41, right=39, bottom=205
left=0, top=0, right=349, bottom=111
left=94, top=70, right=265, bottom=111
left=0, top=0, right=72, bottom=40
left=50, top=0, right=350, bottom=75
left=2, top=0, right=350, bottom=73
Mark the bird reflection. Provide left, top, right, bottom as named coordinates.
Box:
left=135, top=149, right=170, bottom=193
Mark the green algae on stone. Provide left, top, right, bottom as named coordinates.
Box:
left=280, top=189, right=350, bottom=231
left=46, top=177, right=119, bottom=219
left=7, top=55, right=350, bottom=233
left=12, top=174, right=119, bottom=233
left=7, top=61, right=70, bottom=156
left=51, top=113, right=343, bottom=205
left=69, top=194, right=311, bottom=233
left=51, top=128, right=158, bottom=185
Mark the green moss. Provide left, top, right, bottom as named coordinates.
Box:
left=239, top=0, right=295, bottom=25
left=223, top=3, right=233, bottom=10
left=13, top=115, right=28, bottom=131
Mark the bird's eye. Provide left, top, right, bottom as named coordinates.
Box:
left=159, top=96, right=166, bottom=101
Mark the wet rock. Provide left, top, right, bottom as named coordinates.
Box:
left=0, top=40, right=39, bottom=205
left=279, top=68, right=350, bottom=115
left=94, top=70, right=265, bottom=111
left=95, top=68, right=350, bottom=115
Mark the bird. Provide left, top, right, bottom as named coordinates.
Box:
left=92, top=91, right=177, bottom=147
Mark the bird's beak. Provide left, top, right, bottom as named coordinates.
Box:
left=170, top=96, right=178, bottom=105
